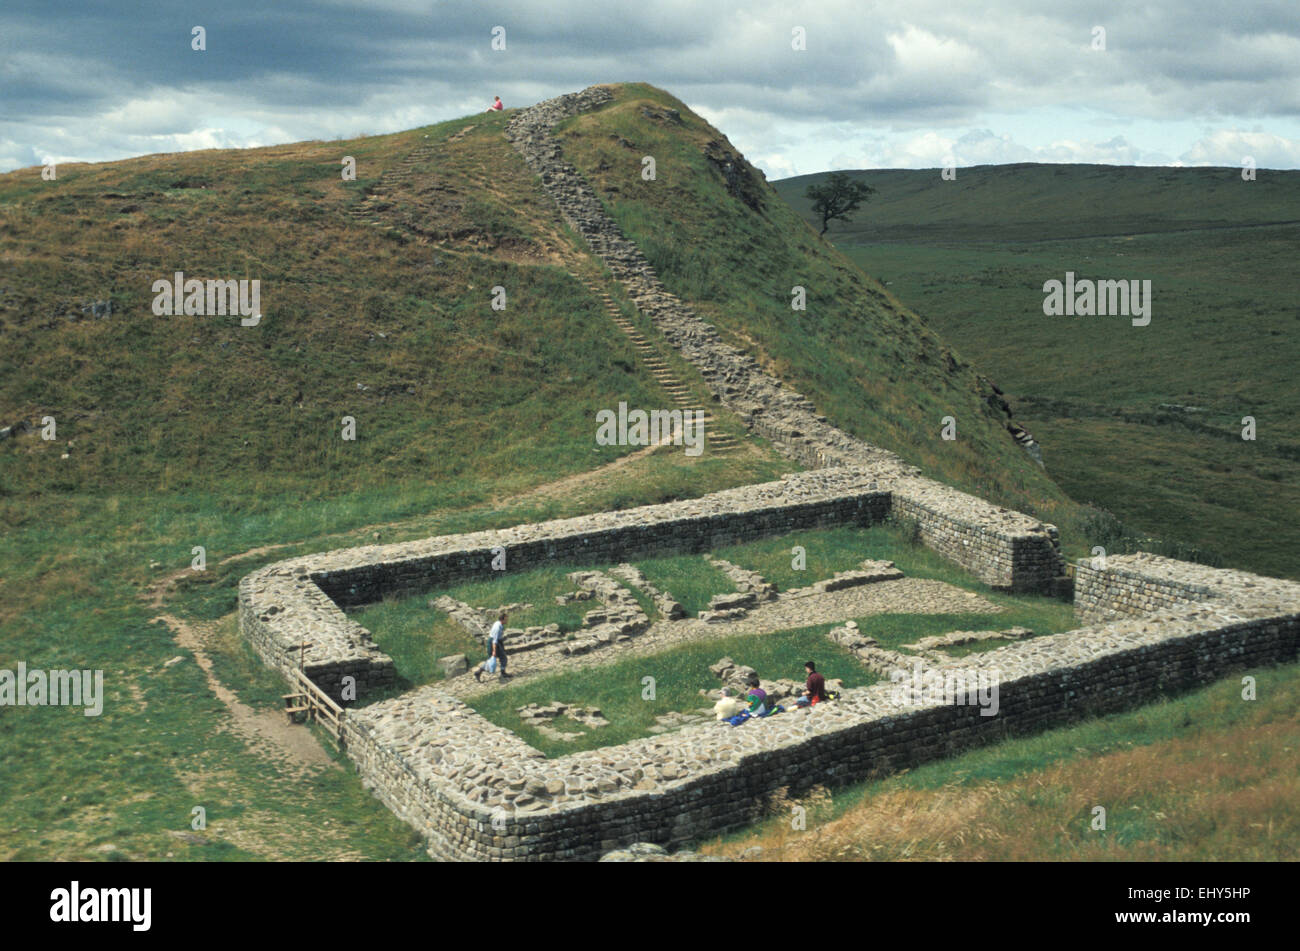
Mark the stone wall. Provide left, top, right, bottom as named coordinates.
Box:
left=314, top=476, right=893, bottom=609
left=1073, top=552, right=1287, bottom=624
left=238, top=572, right=395, bottom=701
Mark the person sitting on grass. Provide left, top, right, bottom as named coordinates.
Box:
left=745, top=676, right=767, bottom=717
left=713, top=687, right=747, bottom=721
left=796, top=660, right=828, bottom=708
left=487, top=95, right=503, bottom=112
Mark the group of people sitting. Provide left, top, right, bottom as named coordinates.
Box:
left=713, top=661, right=833, bottom=726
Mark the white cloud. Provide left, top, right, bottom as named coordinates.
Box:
left=1180, top=129, right=1300, bottom=167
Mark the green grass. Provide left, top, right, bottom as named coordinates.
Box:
left=0, top=106, right=766, bottom=503
left=348, top=601, right=483, bottom=690
left=631, top=553, right=738, bottom=615
left=348, top=562, right=614, bottom=690
left=713, top=520, right=931, bottom=591
left=773, top=165, right=1300, bottom=578
left=467, top=624, right=878, bottom=757
left=430, top=563, right=603, bottom=632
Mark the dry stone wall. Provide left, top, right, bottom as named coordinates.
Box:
left=1073, top=552, right=1291, bottom=623
left=503, top=87, right=1065, bottom=591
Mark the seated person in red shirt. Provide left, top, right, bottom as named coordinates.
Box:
left=797, top=660, right=828, bottom=707
left=488, top=95, right=503, bottom=112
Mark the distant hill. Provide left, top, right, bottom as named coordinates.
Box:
left=774, top=165, right=1300, bottom=578
left=776, top=164, right=1300, bottom=244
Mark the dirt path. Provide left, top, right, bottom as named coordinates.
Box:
left=137, top=442, right=716, bottom=773
left=142, top=571, right=335, bottom=775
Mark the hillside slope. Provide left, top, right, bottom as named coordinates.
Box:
left=774, top=166, right=1300, bottom=577
left=549, top=84, right=1078, bottom=532
left=0, top=107, right=765, bottom=504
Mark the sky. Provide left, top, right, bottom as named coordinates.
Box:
left=3, top=0, right=1299, bottom=178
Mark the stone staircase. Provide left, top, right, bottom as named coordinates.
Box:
left=573, top=272, right=739, bottom=455
left=340, top=123, right=739, bottom=461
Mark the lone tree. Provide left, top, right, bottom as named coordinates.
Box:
left=805, top=172, right=875, bottom=236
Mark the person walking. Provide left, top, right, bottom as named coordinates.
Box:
left=474, top=612, right=510, bottom=681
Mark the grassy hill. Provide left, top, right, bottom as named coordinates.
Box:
left=552, top=85, right=1081, bottom=536
left=775, top=166, right=1300, bottom=578
left=0, top=99, right=794, bottom=861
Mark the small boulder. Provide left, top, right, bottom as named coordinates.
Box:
left=438, top=654, right=469, bottom=678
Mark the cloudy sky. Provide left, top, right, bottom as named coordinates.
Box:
left=3, top=0, right=1299, bottom=178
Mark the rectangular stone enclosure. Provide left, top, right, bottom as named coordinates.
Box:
left=237, top=467, right=1299, bottom=860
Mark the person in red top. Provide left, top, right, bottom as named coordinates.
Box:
left=488, top=95, right=503, bottom=112
left=801, top=661, right=828, bottom=706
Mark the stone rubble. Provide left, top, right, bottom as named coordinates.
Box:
left=783, top=559, right=904, bottom=597
left=901, top=627, right=1033, bottom=652
left=609, top=563, right=686, bottom=619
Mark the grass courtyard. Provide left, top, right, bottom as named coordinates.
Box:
left=349, top=518, right=1078, bottom=755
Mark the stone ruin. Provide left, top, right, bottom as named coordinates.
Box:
left=517, top=702, right=610, bottom=742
